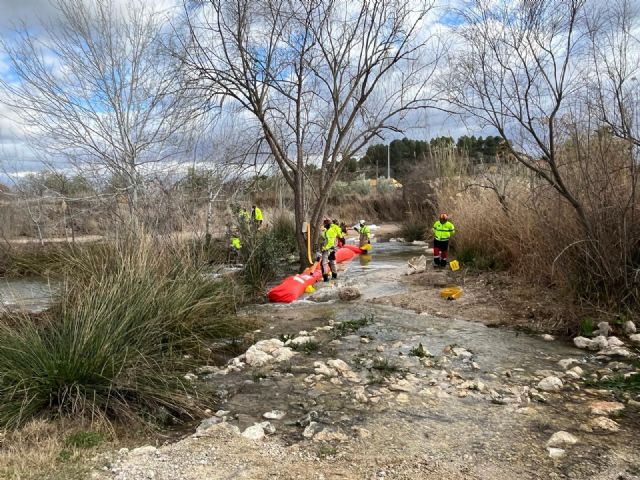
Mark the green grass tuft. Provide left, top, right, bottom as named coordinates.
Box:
left=0, top=236, right=251, bottom=429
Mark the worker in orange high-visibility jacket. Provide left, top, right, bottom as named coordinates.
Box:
left=432, top=213, right=455, bottom=268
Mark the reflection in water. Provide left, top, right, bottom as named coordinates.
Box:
left=359, top=254, right=372, bottom=266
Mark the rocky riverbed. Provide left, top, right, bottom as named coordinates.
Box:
left=91, top=243, right=640, bottom=480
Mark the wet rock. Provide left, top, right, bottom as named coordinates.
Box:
left=623, top=321, right=636, bottom=335
left=183, top=373, right=197, bottom=382
left=589, top=401, right=625, bottom=416
left=573, top=337, right=596, bottom=350
left=376, top=345, right=385, bottom=352
left=289, top=335, right=316, bottom=346
left=596, top=322, right=611, bottom=337
left=584, top=417, right=620, bottom=433
left=558, top=358, right=579, bottom=370
left=263, top=410, right=286, bottom=420
left=360, top=337, right=370, bottom=344
left=569, top=366, right=584, bottom=375
left=547, top=431, right=579, bottom=447
left=308, top=288, right=339, bottom=302
left=130, top=446, right=157, bottom=456
left=542, top=334, right=555, bottom=342
left=297, top=411, right=319, bottom=427
left=303, top=422, right=322, bottom=439
left=597, top=346, right=633, bottom=358
left=452, top=347, right=473, bottom=359
left=593, top=335, right=609, bottom=350
left=245, top=339, right=295, bottom=367
left=607, top=336, right=625, bottom=347
left=338, top=286, right=361, bottom=301
left=537, top=376, right=563, bottom=392
left=547, top=448, right=566, bottom=459
left=629, top=334, right=640, bottom=345
left=313, top=429, right=349, bottom=442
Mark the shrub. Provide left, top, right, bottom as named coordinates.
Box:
left=0, top=236, right=249, bottom=429
left=399, top=217, right=429, bottom=242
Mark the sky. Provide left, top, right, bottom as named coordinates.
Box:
left=0, top=0, right=488, bottom=183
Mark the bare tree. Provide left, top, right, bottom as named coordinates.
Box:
left=447, top=0, right=593, bottom=233
left=176, top=0, right=441, bottom=267
left=587, top=0, right=640, bottom=222
left=0, top=0, right=195, bottom=221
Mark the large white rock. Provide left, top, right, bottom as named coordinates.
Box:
left=606, top=336, right=624, bottom=347
left=598, top=346, right=633, bottom=358
left=290, top=336, right=316, bottom=346
left=241, top=422, right=273, bottom=440
left=272, top=347, right=296, bottom=362
left=406, top=255, right=427, bottom=275
left=537, top=376, right=563, bottom=392
left=593, top=335, right=609, bottom=350
left=547, top=431, right=579, bottom=447
left=587, top=417, right=620, bottom=432
left=629, top=334, right=640, bottom=344
left=244, top=348, right=272, bottom=367
left=327, top=359, right=352, bottom=373
left=263, top=410, right=286, bottom=420
left=573, top=336, right=595, bottom=350
left=623, top=321, right=636, bottom=335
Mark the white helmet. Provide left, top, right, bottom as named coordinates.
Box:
left=359, top=219, right=365, bottom=225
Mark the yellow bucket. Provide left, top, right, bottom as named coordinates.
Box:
left=439, top=286, right=463, bottom=299
left=449, top=260, right=460, bottom=271
left=305, top=285, right=315, bottom=294
left=361, top=244, right=372, bottom=251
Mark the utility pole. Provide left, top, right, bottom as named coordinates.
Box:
left=387, top=143, right=390, bottom=179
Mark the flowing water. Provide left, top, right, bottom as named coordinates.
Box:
left=0, top=277, right=58, bottom=312
left=211, top=242, right=640, bottom=479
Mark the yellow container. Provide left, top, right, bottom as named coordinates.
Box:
left=305, top=285, right=315, bottom=294
left=361, top=244, right=372, bottom=251
left=439, top=286, right=463, bottom=299
left=449, top=260, right=460, bottom=271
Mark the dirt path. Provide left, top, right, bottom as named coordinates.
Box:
left=91, top=242, right=640, bottom=480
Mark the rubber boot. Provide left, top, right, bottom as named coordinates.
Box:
left=332, top=272, right=338, bottom=280
left=440, top=258, right=447, bottom=268
left=433, top=258, right=440, bottom=268
left=323, top=274, right=330, bottom=282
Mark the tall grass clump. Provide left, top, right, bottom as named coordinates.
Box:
left=0, top=236, right=248, bottom=429
left=399, top=216, right=429, bottom=242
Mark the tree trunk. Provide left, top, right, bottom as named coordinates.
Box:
left=294, top=172, right=311, bottom=270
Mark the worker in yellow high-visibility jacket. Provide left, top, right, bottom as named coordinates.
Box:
left=321, top=218, right=338, bottom=281
left=251, top=205, right=263, bottom=229
left=432, top=213, right=455, bottom=268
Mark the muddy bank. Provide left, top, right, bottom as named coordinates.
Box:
left=375, top=266, right=580, bottom=334
left=93, top=242, right=640, bottom=480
